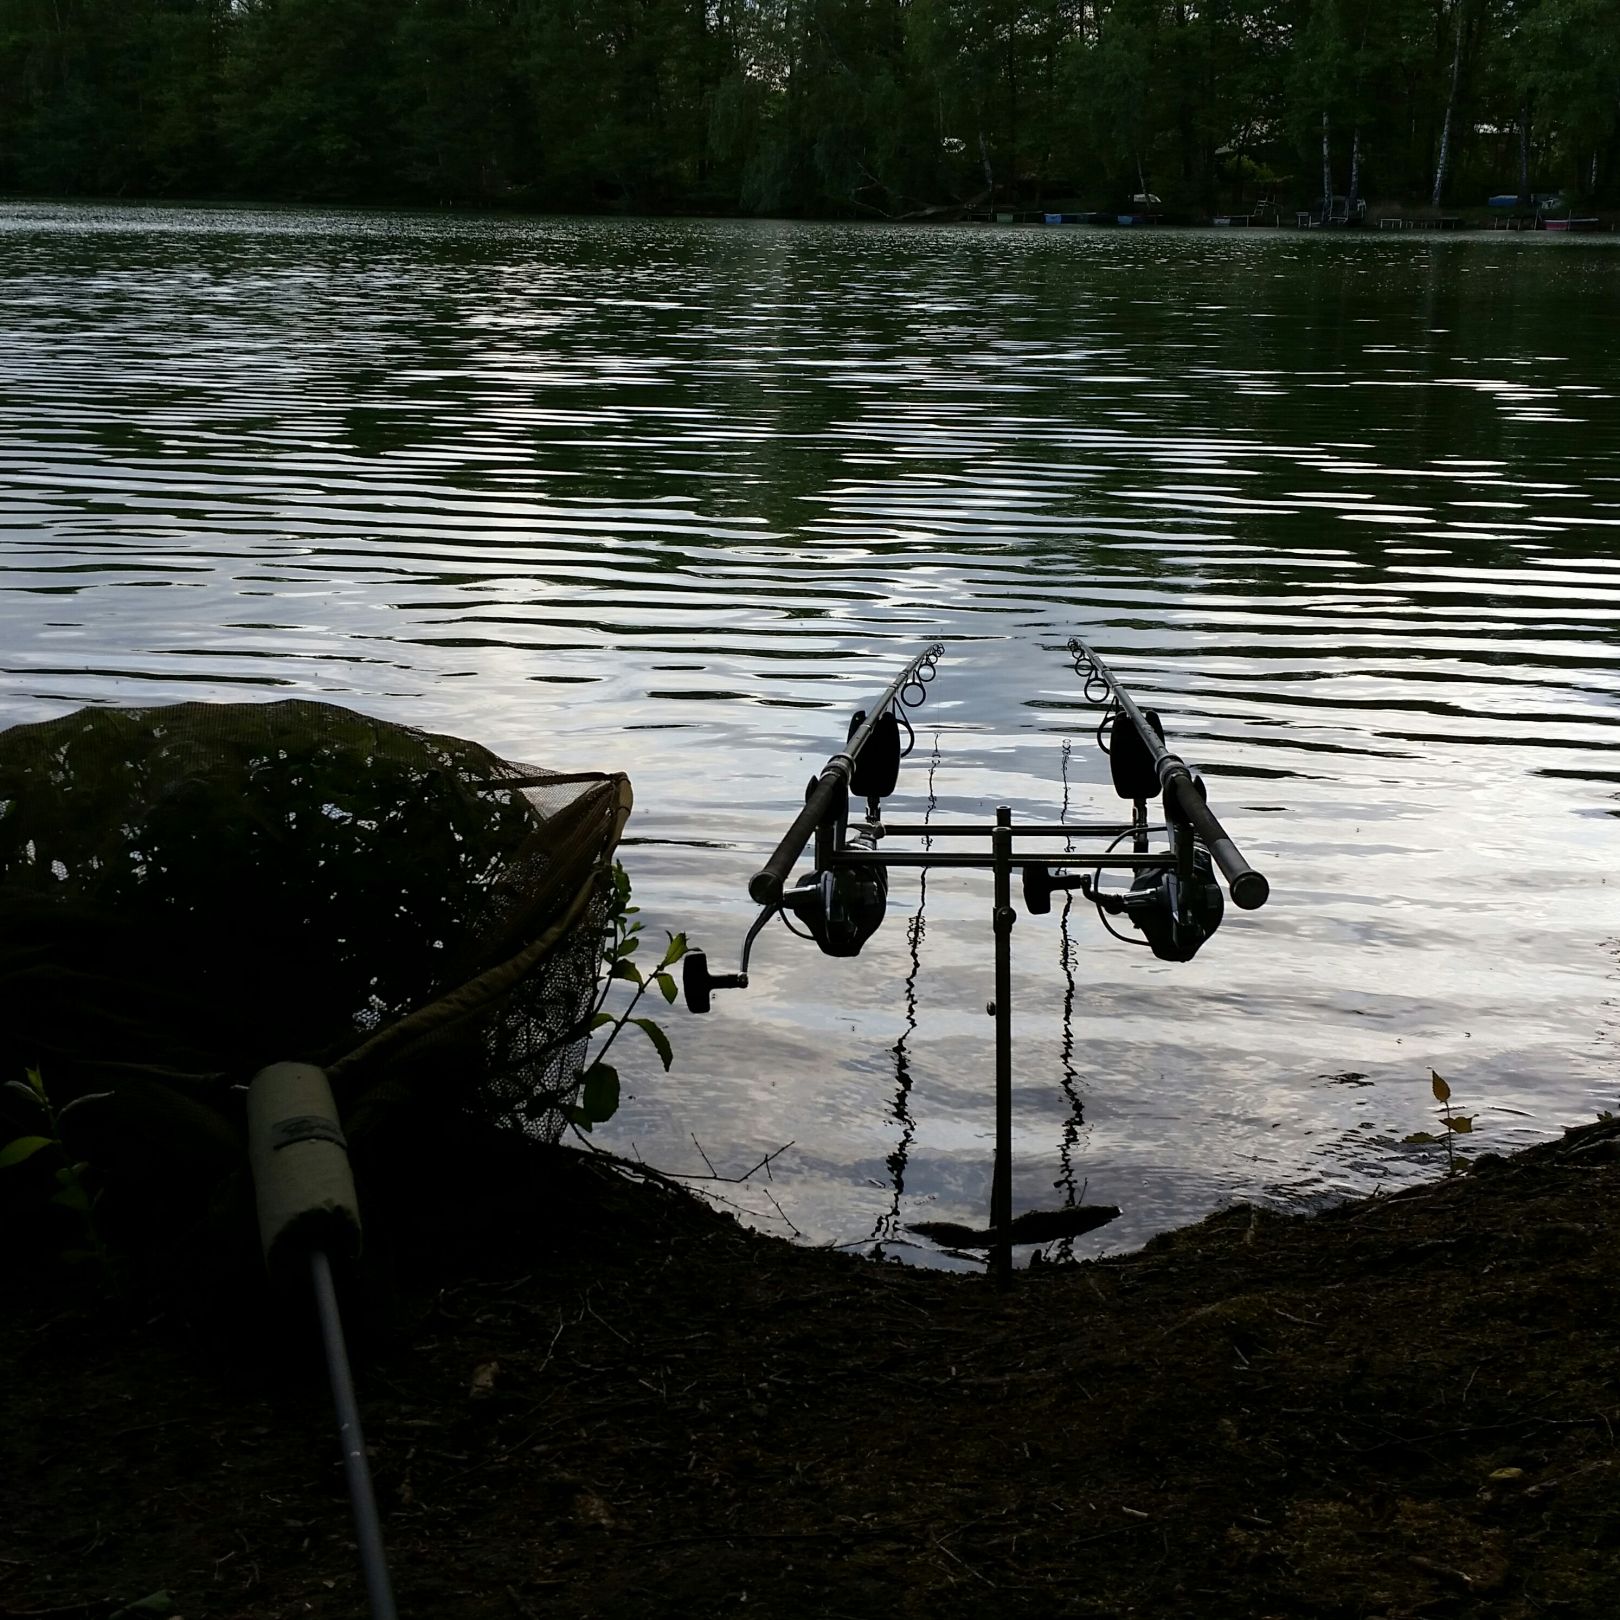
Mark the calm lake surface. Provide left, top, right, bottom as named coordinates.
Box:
left=3, top=202, right=1618, bottom=1261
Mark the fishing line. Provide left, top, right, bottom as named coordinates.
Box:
left=1052, top=738, right=1089, bottom=1260
left=870, top=733, right=938, bottom=1251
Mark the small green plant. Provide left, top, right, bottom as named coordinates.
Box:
left=1403, top=1068, right=1474, bottom=1174
left=1, top=1067, right=111, bottom=1265
left=564, top=862, right=685, bottom=1135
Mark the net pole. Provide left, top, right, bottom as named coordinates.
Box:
left=310, top=1249, right=399, bottom=1620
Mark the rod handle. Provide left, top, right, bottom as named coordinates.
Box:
left=247, top=1063, right=362, bottom=1277
left=749, top=770, right=845, bottom=906
left=1167, top=776, right=1270, bottom=910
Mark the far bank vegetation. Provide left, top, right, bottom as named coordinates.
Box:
left=1, top=2, right=1616, bottom=216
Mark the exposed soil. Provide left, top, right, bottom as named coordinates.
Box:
left=5, top=1113, right=1620, bottom=1620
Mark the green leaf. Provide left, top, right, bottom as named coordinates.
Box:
left=661, top=931, right=688, bottom=967
left=610, top=958, right=644, bottom=986
left=614, top=936, right=640, bottom=956
left=631, top=1017, right=674, bottom=1071
left=590, top=1011, right=614, bottom=1031
left=110, top=1592, right=176, bottom=1618
left=3, top=1079, right=40, bottom=1105
left=1445, top=1115, right=1474, bottom=1134
left=580, top=1063, right=620, bottom=1124
left=24, top=1066, right=46, bottom=1100
left=564, top=1106, right=593, bottom=1134
left=1431, top=1070, right=1451, bottom=1104
left=52, top=1184, right=91, bottom=1212
left=56, top=1090, right=113, bottom=1120
left=654, top=972, right=677, bottom=1005
left=0, top=1135, right=53, bottom=1169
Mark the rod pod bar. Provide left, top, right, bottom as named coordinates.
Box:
left=749, top=642, right=943, bottom=906
left=1069, top=638, right=1270, bottom=911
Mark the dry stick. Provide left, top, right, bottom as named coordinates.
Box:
left=575, top=1133, right=795, bottom=1188
left=0, top=1604, right=111, bottom=1619
left=679, top=1140, right=796, bottom=1184
left=505, top=1586, right=542, bottom=1620
left=690, top=1134, right=720, bottom=1177
left=762, top=1186, right=804, bottom=1238
left=933, top=1538, right=998, bottom=1587
left=584, top=1292, right=631, bottom=1345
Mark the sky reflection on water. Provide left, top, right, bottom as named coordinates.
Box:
left=2, top=204, right=1618, bottom=1261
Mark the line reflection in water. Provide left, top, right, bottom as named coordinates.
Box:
left=870, top=734, right=937, bottom=1257
left=1051, top=738, right=1089, bottom=1264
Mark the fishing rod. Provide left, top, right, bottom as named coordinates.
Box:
left=684, top=642, right=943, bottom=1008
left=684, top=636, right=1271, bottom=1284
left=1068, top=636, right=1269, bottom=912
left=748, top=642, right=944, bottom=909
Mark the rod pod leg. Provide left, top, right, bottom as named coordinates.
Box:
left=991, top=807, right=1015, bottom=1288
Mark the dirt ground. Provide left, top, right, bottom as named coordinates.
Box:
left=4, top=1112, right=1620, bottom=1620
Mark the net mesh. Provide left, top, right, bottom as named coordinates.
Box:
left=0, top=699, right=631, bottom=1168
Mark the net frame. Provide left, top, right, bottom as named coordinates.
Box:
left=0, top=699, right=632, bottom=1170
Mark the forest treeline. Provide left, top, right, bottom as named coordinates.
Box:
left=1, top=1, right=1617, bottom=217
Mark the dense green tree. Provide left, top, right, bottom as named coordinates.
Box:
left=0, top=1, right=225, bottom=195
left=1, top=0, right=1616, bottom=211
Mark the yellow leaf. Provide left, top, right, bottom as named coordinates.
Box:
left=1431, top=1070, right=1451, bottom=1104
left=1445, top=1115, right=1474, bottom=1134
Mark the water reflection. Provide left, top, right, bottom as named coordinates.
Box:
left=1050, top=741, right=1089, bottom=1264
left=869, top=735, right=937, bottom=1258
left=2, top=204, right=1618, bottom=1258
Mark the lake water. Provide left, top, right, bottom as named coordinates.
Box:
left=3, top=202, right=1618, bottom=1262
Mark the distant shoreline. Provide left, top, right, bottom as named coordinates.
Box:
left=4, top=191, right=1616, bottom=234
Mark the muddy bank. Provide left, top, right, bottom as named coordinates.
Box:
left=4, top=1114, right=1620, bottom=1620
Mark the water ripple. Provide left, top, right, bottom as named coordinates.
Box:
left=3, top=204, right=1618, bottom=1257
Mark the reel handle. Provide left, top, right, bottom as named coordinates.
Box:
left=682, top=950, right=747, bottom=1014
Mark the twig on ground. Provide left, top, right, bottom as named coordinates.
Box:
left=677, top=1141, right=796, bottom=1185
left=932, top=1538, right=997, bottom=1587
left=505, top=1584, right=541, bottom=1619
left=762, top=1187, right=804, bottom=1238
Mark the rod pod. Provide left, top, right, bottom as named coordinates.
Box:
left=247, top=1062, right=398, bottom=1620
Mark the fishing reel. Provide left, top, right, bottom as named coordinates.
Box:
left=682, top=861, right=889, bottom=1012
left=1024, top=847, right=1225, bottom=962
left=781, top=863, right=889, bottom=957
left=1100, top=852, right=1225, bottom=962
